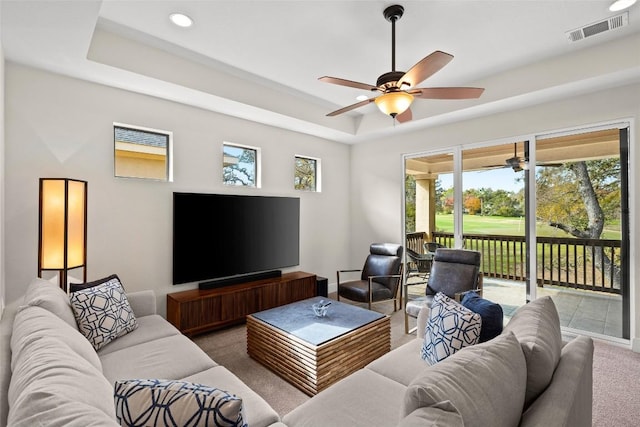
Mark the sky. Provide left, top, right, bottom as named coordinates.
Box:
left=437, top=168, right=525, bottom=193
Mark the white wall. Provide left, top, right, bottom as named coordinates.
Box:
left=4, top=64, right=351, bottom=315
left=4, top=58, right=640, bottom=348
left=350, top=82, right=640, bottom=349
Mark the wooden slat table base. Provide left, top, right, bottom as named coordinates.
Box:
left=246, top=315, right=391, bottom=396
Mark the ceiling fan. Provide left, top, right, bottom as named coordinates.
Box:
left=319, top=4, right=484, bottom=122
left=485, top=143, right=563, bottom=172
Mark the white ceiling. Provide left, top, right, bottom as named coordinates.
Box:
left=2, top=0, right=640, bottom=143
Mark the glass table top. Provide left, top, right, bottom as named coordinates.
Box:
left=251, top=296, right=385, bottom=346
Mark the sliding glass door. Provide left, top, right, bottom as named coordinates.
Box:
left=534, top=127, right=630, bottom=339
left=461, top=142, right=529, bottom=320
left=403, top=122, right=631, bottom=341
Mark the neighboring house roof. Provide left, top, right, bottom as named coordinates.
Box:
left=115, top=127, right=167, bottom=149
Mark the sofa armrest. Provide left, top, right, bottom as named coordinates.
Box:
left=126, top=290, right=157, bottom=317
left=519, top=336, right=594, bottom=427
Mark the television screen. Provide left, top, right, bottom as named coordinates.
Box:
left=172, top=193, right=300, bottom=285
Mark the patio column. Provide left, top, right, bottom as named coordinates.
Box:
left=415, top=177, right=436, bottom=243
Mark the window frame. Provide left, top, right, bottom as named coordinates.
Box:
left=222, top=142, right=261, bottom=188
left=294, top=155, right=321, bottom=192
left=113, top=122, right=173, bottom=182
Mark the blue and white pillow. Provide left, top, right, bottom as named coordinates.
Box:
left=114, top=379, right=247, bottom=427
left=69, top=277, right=138, bottom=351
left=421, top=292, right=482, bottom=365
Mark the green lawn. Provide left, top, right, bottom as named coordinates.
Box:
left=435, top=214, right=621, bottom=240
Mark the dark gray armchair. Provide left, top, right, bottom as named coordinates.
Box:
left=337, top=243, right=404, bottom=311
left=404, top=248, right=483, bottom=333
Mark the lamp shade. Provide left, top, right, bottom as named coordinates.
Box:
left=375, top=91, right=414, bottom=117
left=38, top=178, right=87, bottom=291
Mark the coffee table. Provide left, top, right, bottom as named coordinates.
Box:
left=246, top=296, right=391, bottom=396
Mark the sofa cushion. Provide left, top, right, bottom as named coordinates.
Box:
left=21, top=277, right=78, bottom=330
left=8, top=335, right=117, bottom=426
left=461, top=292, right=503, bottom=342
left=183, top=367, right=280, bottom=427
left=366, top=339, right=427, bottom=386
left=403, top=331, right=526, bottom=427
left=100, top=334, right=217, bottom=385
left=283, top=369, right=407, bottom=427
left=421, top=293, right=481, bottom=364
left=69, top=277, right=138, bottom=351
left=503, top=296, right=563, bottom=408
left=397, top=401, right=464, bottom=427
left=114, top=379, right=245, bottom=427
left=11, top=306, right=102, bottom=372
left=69, top=273, right=121, bottom=293
left=97, top=314, right=181, bottom=356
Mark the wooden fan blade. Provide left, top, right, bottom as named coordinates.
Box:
left=398, top=51, right=453, bottom=88
left=319, top=76, right=379, bottom=92
left=326, top=98, right=376, bottom=116
left=396, top=108, right=412, bottom=123
left=410, top=87, right=484, bottom=99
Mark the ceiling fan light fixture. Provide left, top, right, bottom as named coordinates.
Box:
left=375, top=91, right=413, bottom=117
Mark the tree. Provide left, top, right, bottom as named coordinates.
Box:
left=490, top=189, right=523, bottom=217
left=536, top=159, right=621, bottom=288
left=441, top=190, right=454, bottom=214
left=434, top=179, right=444, bottom=213
left=464, top=195, right=481, bottom=215
left=294, top=157, right=316, bottom=190
left=405, top=174, right=416, bottom=232
left=223, top=149, right=256, bottom=186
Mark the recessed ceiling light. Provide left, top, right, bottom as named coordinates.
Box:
left=610, top=0, right=636, bottom=12
left=169, top=13, right=193, bottom=28
left=356, top=95, right=369, bottom=101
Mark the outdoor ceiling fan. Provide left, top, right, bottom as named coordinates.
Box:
left=319, top=4, right=484, bottom=122
left=485, top=143, right=563, bottom=172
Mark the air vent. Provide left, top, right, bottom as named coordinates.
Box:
left=566, top=11, right=628, bottom=42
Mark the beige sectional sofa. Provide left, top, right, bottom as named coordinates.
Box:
left=283, top=295, right=594, bottom=427
left=1, top=277, right=593, bottom=427
left=0, top=278, right=282, bottom=427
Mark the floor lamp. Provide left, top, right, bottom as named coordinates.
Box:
left=38, top=178, right=87, bottom=293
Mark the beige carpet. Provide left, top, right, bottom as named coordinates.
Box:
left=592, top=339, right=640, bottom=426
left=192, top=300, right=639, bottom=425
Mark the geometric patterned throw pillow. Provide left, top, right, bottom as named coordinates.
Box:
left=421, top=292, right=482, bottom=365
left=69, top=277, right=138, bottom=351
left=114, top=379, right=247, bottom=427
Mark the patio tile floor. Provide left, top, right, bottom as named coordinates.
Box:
left=405, top=277, right=624, bottom=339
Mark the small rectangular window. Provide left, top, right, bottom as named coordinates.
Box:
left=223, top=143, right=260, bottom=187
left=114, top=123, right=172, bottom=181
left=295, top=155, right=321, bottom=192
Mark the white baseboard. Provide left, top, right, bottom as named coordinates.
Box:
left=631, top=338, right=640, bottom=353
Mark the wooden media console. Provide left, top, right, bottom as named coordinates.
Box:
left=166, top=271, right=316, bottom=336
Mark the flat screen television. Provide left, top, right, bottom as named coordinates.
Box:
left=172, top=192, right=300, bottom=286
